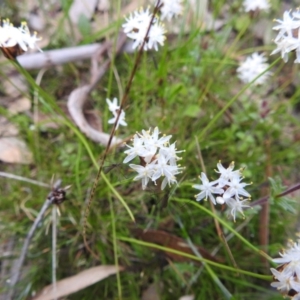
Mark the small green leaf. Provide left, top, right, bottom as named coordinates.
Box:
left=183, top=105, right=201, bottom=117
left=77, top=14, right=91, bottom=36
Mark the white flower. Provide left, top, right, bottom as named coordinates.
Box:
left=160, top=142, right=184, bottom=165
left=216, top=192, right=233, bottom=205
left=152, top=150, right=182, bottom=189
left=215, top=161, right=240, bottom=187
left=122, top=8, right=166, bottom=51
left=106, top=97, right=120, bottom=112
left=273, top=241, right=300, bottom=265
left=124, top=127, right=183, bottom=190
left=272, top=10, right=300, bottom=63
left=146, top=22, right=166, bottom=51
left=243, top=0, right=270, bottom=12
left=271, top=35, right=298, bottom=62
left=237, top=53, right=272, bottom=85
left=270, top=239, right=300, bottom=298
left=157, top=0, right=183, bottom=21
left=129, top=163, right=156, bottom=190
left=193, top=161, right=251, bottom=220
left=0, top=19, right=41, bottom=56
left=273, top=11, right=300, bottom=40
left=141, top=127, right=171, bottom=151
left=123, top=135, right=146, bottom=163
left=284, top=259, right=300, bottom=281
left=108, top=110, right=127, bottom=129
left=273, top=240, right=300, bottom=280
left=106, top=97, right=127, bottom=129
left=224, top=175, right=251, bottom=200
left=226, top=198, right=250, bottom=222
left=122, top=8, right=152, bottom=34
left=271, top=268, right=300, bottom=293
left=193, top=173, right=224, bottom=205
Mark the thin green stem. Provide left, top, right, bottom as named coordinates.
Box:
left=198, top=20, right=249, bottom=107
left=119, top=237, right=271, bottom=281
left=172, top=198, right=273, bottom=262
left=190, top=57, right=281, bottom=151
left=174, top=213, right=232, bottom=299
left=109, top=197, right=122, bottom=299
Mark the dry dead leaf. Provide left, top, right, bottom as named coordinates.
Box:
left=97, top=0, right=110, bottom=11
left=69, top=0, right=98, bottom=23
left=0, top=137, right=33, bottom=164
left=0, top=117, right=19, bottom=137
left=7, top=97, right=31, bottom=115
left=93, top=0, right=141, bottom=35
left=28, top=10, right=46, bottom=31
left=2, top=71, right=28, bottom=98
left=68, top=85, right=123, bottom=147
left=142, top=282, right=163, bottom=300
left=32, top=265, right=124, bottom=300
left=35, top=113, right=61, bottom=130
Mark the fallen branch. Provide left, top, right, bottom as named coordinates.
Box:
left=67, top=32, right=127, bottom=147
left=16, top=41, right=134, bottom=70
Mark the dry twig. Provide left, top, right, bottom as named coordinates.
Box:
left=6, top=180, right=68, bottom=300
left=67, top=33, right=127, bottom=147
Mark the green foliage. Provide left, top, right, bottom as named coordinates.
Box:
left=1, top=1, right=300, bottom=300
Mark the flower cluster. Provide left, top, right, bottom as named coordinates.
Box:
left=271, top=239, right=300, bottom=299
left=237, top=53, right=272, bottom=85
left=0, top=19, right=41, bottom=58
left=243, top=0, right=270, bottom=12
left=123, top=127, right=183, bottom=190
left=122, top=7, right=166, bottom=51
left=193, top=162, right=251, bottom=221
left=271, top=10, right=300, bottom=63
left=156, top=0, right=183, bottom=21
left=106, top=98, right=127, bottom=129
left=122, top=0, right=183, bottom=52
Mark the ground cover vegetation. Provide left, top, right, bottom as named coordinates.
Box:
left=1, top=0, right=300, bottom=299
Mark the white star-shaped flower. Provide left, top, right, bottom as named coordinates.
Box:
left=106, top=97, right=120, bottom=112
left=152, top=150, right=182, bottom=189
left=106, top=97, right=127, bottom=129
left=193, top=173, right=224, bottom=205
left=224, top=175, right=251, bottom=200
left=122, top=8, right=166, bottom=51
left=0, top=19, right=41, bottom=56
left=124, top=127, right=183, bottom=190
left=129, top=163, right=156, bottom=190
left=272, top=10, right=300, bottom=63
left=108, top=110, right=127, bottom=129
left=226, top=198, right=250, bottom=222
left=271, top=268, right=300, bottom=293
left=243, top=0, right=270, bottom=12
left=237, top=53, right=272, bottom=85
left=215, top=161, right=240, bottom=187
left=157, top=0, right=183, bottom=21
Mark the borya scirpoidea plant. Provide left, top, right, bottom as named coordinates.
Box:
left=193, top=162, right=252, bottom=222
